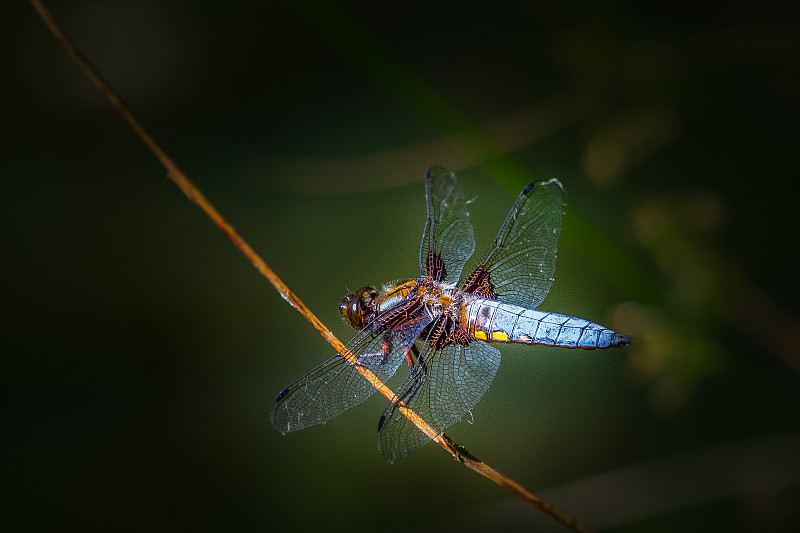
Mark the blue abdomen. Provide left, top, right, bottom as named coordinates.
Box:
left=463, top=299, right=631, bottom=349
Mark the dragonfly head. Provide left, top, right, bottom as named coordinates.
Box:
left=340, top=286, right=378, bottom=330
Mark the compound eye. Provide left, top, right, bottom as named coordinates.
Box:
left=339, top=294, right=358, bottom=325
left=339, top=286, right=376, bottom=330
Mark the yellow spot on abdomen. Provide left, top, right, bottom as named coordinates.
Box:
left=491, top=330, right=509, bottom=341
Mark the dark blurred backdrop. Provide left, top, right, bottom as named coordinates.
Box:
left=5, top=1, right=800, bottom=531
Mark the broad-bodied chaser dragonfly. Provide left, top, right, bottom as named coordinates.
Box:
left=271, top=167, right=631, bottom=462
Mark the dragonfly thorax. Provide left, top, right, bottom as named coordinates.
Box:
left=418, top=278, right=471, bottom=318
left=340, top=278, right=472, bottom=332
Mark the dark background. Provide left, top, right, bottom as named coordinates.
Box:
left=5, top=1, right=799, bottom=531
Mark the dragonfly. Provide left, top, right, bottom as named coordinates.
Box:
left=270, top=167, right=631, bottom=463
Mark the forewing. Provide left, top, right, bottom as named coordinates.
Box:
left=270, top=309, right=433, bottom=434
left=376, top=338, right=501, bottom=463
left=462, top=179, right=564, bottom=309
left=418, top=166, right=476, bottom=282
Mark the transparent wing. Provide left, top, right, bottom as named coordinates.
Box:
left=418, top=166, right=476, bottom=282
left=376, top=337, right=501, bottom=463
left=270, top=306, right=433, bottom=434
left=461, top=178, right=564, bottom=309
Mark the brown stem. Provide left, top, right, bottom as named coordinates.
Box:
left=26, top=1, right=594, bottom=531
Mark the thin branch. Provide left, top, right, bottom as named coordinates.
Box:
left=26, top=2, right=593, bottom=532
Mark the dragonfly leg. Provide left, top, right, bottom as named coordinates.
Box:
left=400, top=345, right=428, bottom=404
left=357, top=337, right=392, bottom=367
left=380, top=337, right=391, bottom=364
left=404, top=342, right=421, bottom=369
